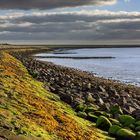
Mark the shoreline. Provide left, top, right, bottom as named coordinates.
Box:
left=37, top=58, right=140, bottom=87
left=8, top=47, right=140, bottom=139
left=35, top=47, right=140, bottom=87
left=11, top=48, right=140, bottom=115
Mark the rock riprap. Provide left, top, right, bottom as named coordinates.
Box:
left=13, top=53, right=140, bottom=116
left=11, top=50, right=140, bottom=140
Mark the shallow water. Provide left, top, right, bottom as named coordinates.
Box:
left=35, top=48, right=140, bottom=86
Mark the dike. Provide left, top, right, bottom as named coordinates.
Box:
left=0, top=50, right=111, bottom=139
left=2, top=46, right=140, bottom=140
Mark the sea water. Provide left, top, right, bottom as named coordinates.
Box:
left=35, top=48, right=140, bottom=86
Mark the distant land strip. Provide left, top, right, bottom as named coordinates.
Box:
left=35, top=56, right=116, bottom=59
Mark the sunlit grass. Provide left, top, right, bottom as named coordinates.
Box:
left=0, top=51, right=111, bottom=139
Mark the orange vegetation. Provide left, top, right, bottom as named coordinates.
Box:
left=0, top=52, right=107, bottom=140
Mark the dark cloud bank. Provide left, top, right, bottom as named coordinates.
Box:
left=0, top=0, right=116, bottom=9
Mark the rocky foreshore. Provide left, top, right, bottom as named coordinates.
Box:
left=11, top=49, right=140, bottom=140
left=13, top=51, right=140, bottom=114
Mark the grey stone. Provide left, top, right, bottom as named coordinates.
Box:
left=98, top=98, right=104, bottom=105
left=85, top=92, right=95, bottom=103
left=99, top=85, right=106, bottom=92
left=122, top=97, right=127, bottom=105
left=59, top=94, right=73, bottom=105
left=132, top=109, right=140, bottom=119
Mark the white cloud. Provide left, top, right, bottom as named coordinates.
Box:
left=0, top=10, right=140, bottom=40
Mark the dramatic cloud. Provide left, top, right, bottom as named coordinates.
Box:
left=0, top=10, right=140, bottom=41
left=0, top=0, right=117, bottom=9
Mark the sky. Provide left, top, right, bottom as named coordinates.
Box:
left=0, top=0, right=140, bottom=44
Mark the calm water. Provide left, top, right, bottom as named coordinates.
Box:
left=35, top=48, right=140, bottom=86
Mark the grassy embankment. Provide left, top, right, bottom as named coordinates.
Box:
left=0, top=49, right=112, bottom=139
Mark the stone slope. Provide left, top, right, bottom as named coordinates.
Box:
left=0, top=52, right=109, bottom=140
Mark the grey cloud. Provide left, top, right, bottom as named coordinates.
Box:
left=0, top=0, right=116, bottom=9
left=0, top=10, right=140, bottom=40
left=12, top=11, right=140, bottom=24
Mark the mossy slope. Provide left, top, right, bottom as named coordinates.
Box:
left=0, top=52, right=109, bottom=140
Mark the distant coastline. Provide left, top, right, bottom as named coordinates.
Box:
left=45, top=45, right=140, bottom=49
left=7, top=44, right=140, bottom=49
